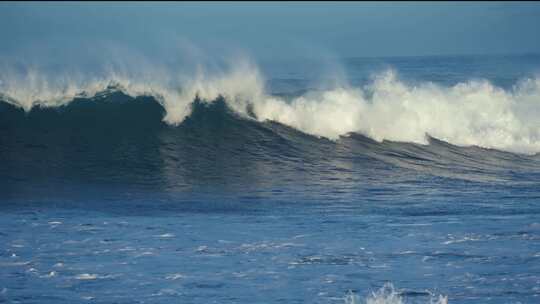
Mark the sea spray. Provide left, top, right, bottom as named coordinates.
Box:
left=344, top=283, right=448, bottom=304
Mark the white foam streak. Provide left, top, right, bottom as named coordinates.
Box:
left=2, top=61, right=540, bottom=154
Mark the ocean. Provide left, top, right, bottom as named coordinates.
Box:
left=1, top=54, right=540, bottom=303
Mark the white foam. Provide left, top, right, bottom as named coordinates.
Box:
left=40, top=271, right=57, bottom=278
left=345, top=283, right=448, bottom=304
left=2, top=60, right=540, bottom=154
left=165, top=273, right=185, bottom=280
left=74, top=273, right=117, bottom=280
left=251, top=71, right=540, bottom=155
left=75, top=273, right=98, bottom=280
left=155, top=233, right=175, bottom=238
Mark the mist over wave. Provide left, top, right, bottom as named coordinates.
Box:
left=1, top=58, right=540, bottom=154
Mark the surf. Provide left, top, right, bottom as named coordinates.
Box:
left=1, top=59, right=540, bottom=155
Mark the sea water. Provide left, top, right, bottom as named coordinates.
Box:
left=1, top=54, right=540, bottom=303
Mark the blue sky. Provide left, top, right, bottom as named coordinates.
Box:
left=1, top=2, right=539, bottom=64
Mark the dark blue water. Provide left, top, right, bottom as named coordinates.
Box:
left=1, top=54, right=540, bottom=304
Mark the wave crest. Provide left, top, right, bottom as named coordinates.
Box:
left=2, top=61, right=540, bottom=154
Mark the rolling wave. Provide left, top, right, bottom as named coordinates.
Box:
left=1, top=61, right=540, bottom=155
left=2, top=89, right=540, bottom=191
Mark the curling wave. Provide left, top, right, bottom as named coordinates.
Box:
left=1, top=60, right=540, bottom=154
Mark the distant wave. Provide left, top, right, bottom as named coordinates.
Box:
left=2, top=60, right=540, bottom=154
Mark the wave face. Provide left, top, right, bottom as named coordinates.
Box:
left=2, top=88, right=540, bottom=201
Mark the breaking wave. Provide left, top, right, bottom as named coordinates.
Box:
left=1, top=59, right=540, bottom=154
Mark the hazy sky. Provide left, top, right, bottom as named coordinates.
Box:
left=1, top=2, right=540, bottom=63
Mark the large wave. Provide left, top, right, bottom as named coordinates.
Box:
left=2, top=59, right=540, bottom=154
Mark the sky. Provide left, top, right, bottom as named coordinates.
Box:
left=0, top=1, right=539, bottom=65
